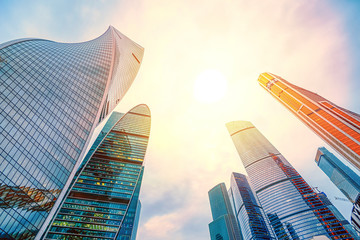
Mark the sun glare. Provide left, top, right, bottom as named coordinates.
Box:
left=193, top=69, right=227, bottom=103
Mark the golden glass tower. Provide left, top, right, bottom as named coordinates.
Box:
left=258, top=72, right=360, bottom=171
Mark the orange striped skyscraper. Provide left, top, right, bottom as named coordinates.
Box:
left=258, top=73, right=360, bottom=171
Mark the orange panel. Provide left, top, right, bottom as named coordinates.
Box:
left=280, top=91, right=301, bottom=111
left=318, top=110, right=360, bottom=142
left=305, top=110, right=360, bottom=155
left=276, top=81, right=287, bottom=89
left=320, top=101, right=360, bottom=129
left=320, top=101, right=333, bottom=109
left=271, top=84, right=283, bottom=96
left=285, top=88, right=318, bottom=110
left=300, top=106, right=313, bottom=115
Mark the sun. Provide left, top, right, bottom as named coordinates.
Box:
left=193, top=69, right=227, bottom=103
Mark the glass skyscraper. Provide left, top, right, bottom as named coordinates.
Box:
left=258, top=72, right=360, bottom=172
left=228, top=172, right=274, bottom=240
left=316, top=192, right=358, bottom=237
left=0, top=26, right=143, bottom=239
left=351, top=194, right=360, bottom=236
left=226, top=121, right=355, bottom=239
left=44, top=104, right=151, bottom=239
left=208, top=183, right=242, bottom=240
left=315, top=147, right=360, bottom=203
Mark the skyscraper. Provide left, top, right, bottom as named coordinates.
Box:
left=44, top=104, right=151, bottom=239
left=228, top=172, right=274, bottom=240
left=0, top=26, right=143, bottom=239
left=316, top=192, right=358, bottom=237
left=226, top=121, right=355, bottom=239
left=351, top=194, right=360, bottom=235
left=315, top=147, right=360, bottom=203
left=208, top=183, right=242, bottom=240
left=258, top=72, right=360, bottom=171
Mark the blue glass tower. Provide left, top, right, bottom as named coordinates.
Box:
left=0, top=27, right=143, bottom=239
left=208, top=183, right=242, bottom=240
left=315, top=147, right=360, bottom=203
left=226, top=121, right=355, bottom=239
left=45, top=104, right=151, bottom=239
left=228, top=172, right=274, bottom=240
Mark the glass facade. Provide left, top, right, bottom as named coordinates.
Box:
left=226, top=121, right=355, bottom=239
left=351, top=194, right=360, bottom=236
left=208, top=183, right=242, bottom=240
left=228, top=172, right=274, bottom=240
left=315, top=147, right=360, bottom=203
left=45, top=104, right=151, bottom=240
left=0, top=27, right=144, bottom=239
left=258, top=72, right=360, bottom=172
left=317, top=192, right=358, bottom=237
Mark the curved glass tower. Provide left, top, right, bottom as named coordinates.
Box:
left=44, top=104, right=151, bottom=240
left=0, top=27, right=143, bottom=239
left=226, top=121, right=355, bottom=240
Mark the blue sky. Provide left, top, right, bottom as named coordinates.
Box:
left=1, top=1, right=360, bottom=239
left=331, top=1, right=360, bottom=109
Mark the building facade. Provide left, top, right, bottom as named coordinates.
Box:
left=208, top=183, right=242, bottom=240
left=228, top=172, right=274, bottom=240
left=258, top=72, right=360, bottom=171
left=226, top=121, right=355, bottom=239
left=351, top=194, right=360, bottom=236
left=315, top=147, right=360, bottom=203
left=316, top=192, right=358, bottom=237
left=45, top=104, right=151, bottom=239
left=0, top=27, right=143, bottom=239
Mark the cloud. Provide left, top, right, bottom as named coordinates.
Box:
left=142, top=213, right=181, bottom=239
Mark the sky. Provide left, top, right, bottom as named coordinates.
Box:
left=1, top=0, right=360, bottom=239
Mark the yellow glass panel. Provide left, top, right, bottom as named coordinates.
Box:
left=276, top=81, right=287, bottom=89
left=279, top=92, right=301, bottom=111
left=261, top=72, right=274, bottom=80
left=258, top=74, right=269, bottom=86
left=271, top=84, right=283, bottom=96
